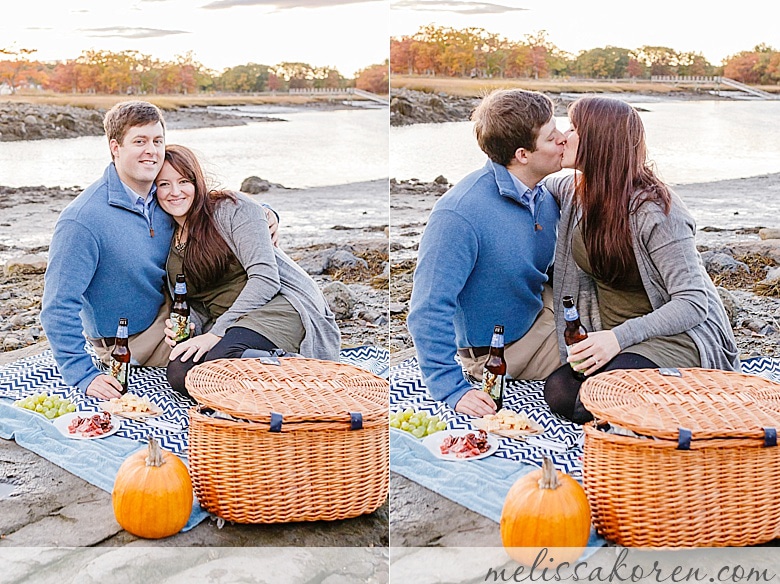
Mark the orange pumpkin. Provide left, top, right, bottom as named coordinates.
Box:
left=500, top=456, right=591, bottom=566
left=112, top=436, right=193, bottom=539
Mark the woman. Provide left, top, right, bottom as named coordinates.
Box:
left=155, top=144, right=341, bottom=395
left=543, top=96, right=739, bottom=423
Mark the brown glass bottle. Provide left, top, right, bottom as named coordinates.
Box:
left=110, top=317, right=131, bottom=394
left=481, top=324, right=507, bottom=410
left=562, top=295, right=588, bottom=381
left=170, top=273, right=190, bottom=343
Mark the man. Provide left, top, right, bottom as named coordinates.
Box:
left=406, top=89, right=566, bottom=417
left=40, top=100, right=277, bottom=400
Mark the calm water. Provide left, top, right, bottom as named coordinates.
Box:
left=391, top=100, right=780, bottom=232
left=390, top=100, right=780, bottom=186
left=0, top=106, right=388, bottom=190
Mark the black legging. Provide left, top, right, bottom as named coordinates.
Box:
left=166, top=326, right=277, bottom=396
left=543, top=352, right=658, bottom=424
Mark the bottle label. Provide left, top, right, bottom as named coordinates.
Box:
left=566, top=345, right=586, bottom=375
left=170, top=313, right=191, bottom=342
left=481, top=369, right=505, bottom=403
left=110, top=358, right=129, bottom=389
left=564, top=305, right=579, bottom=321
left=174, top=282, right=187, bottom=295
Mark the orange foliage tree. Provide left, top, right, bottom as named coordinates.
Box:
left=356, top=62, right=388, bottom=94
left=724, top=45, right=780, bottom=84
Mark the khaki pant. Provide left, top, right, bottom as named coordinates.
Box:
left=460, top=284, right=560, bottom=382
left=91, top=297, right=173, bottom=368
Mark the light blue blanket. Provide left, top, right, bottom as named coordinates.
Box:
left=0, top=345, right=389, bottom=533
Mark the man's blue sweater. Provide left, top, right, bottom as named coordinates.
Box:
left=406, top=160, right=559, bottom=409
left=40, top=163, right=174, bottom=392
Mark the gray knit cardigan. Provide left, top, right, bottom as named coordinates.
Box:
left=174, top=192, right=341, bottom=361
left=546, top=173, right=740, bottom=371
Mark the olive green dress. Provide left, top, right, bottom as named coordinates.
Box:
left=167, top=247, right=304, bottom=354
left=571, top=224, right=700, bottom=368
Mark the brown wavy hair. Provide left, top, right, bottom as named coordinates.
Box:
left=569, top=96, right=671, bottom=288
left=472, top=89, right=554, bottom=165
left=161, top=144, right=237, bottom=290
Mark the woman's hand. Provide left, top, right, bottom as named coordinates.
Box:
left=170, top=332, right=221, bottom=363
left=163, top=318, right=195, bottom=348
left=263, top=207, right=279, bottom=247
left=567, top=330, right=621, bottom=377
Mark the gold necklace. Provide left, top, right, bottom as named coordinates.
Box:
left=174, top=225, right=187, bottom=253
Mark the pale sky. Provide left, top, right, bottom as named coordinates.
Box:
left=390, top=0, right=780, bottom=66
left=2, top=0, right=389, bottom=78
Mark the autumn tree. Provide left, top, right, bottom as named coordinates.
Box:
left=634, top=46, right=680, bottom=76
left=219, top=63, right=271, bottom=92
left=274, top=62, right=316, bottom=89
left=573, top=46, right=632, bottom=78
left=724, top=51, right=761, bottom=83
left=355, top=62, right=388, bottom=94
left=0, top=47, right=41, bottom=93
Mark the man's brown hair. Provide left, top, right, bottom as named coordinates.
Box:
left=103, top=100, right=166, bottom=156
left=471, top=89, right=554, bottom=166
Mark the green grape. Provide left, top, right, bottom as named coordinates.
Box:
left=16, top=392, right=74, bottom=419
left=392, top=407, right=447, bottom=438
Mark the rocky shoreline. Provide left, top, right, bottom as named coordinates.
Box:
left=0, top=100, right=361, bottom=142
left=390, top=177, right=780, bottom=361
left=390, top=87, right=722, bottom=126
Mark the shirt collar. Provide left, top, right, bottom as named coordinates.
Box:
left=121, top=181, right=156, bottom=206
left=509, top=173, right=544, bottom=205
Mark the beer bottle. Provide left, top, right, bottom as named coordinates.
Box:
left=481, top=324, right=507, bottom=410
left=170, top=273, right=190, bottom=343
left=563, top=295, right=588, bottom=381
left=110, top=317, right=131, bottom=394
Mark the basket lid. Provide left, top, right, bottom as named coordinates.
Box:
left=185, top=357, right=388, bottom=424
left=579, top=368, right=780, bottom=440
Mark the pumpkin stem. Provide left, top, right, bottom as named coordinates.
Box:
left=145, top=436, right=166, bottom=468
left=538, top=456, right=560, bottom=490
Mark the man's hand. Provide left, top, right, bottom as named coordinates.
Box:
left=263, top=207, right=279, bottom=247
left=454, top=389, right=497, bottom=417
left=86, top=374, right=124, bottom=400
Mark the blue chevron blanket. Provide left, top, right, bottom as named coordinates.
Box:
left=390, top=355, right=780, bottom=530
left=0, top=345, right=388, bottom=532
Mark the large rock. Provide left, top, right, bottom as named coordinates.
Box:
left=4, top=254, right=47, bottom=276
left=700, top=251, right=750, bottom=276
left=729, top=239, right=780, bottom=264
left=759, top=228, right=780, bottom=240
left=717, top=287, right=740, bottom=327
left=322, top=281, right=355, bottom=320
left=240, top=176, right=272, bottom=194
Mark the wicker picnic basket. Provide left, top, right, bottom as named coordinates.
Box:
left=185, top=357, right=389, bottom=523
left=579, top=367, right=780, bottom=548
